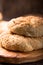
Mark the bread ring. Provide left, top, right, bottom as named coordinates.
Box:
left=0, top=33, right=43, bottom=52
left=8, top=15, right=43, bottom=37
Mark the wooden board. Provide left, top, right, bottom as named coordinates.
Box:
left=0, top=44, right=43, bottom=64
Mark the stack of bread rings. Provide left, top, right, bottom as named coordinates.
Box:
left=0, top=15, right=43, bottom=52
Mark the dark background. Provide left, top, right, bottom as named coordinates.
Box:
left=2, top=0, right=43, bottom=20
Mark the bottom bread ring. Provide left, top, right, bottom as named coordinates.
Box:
left=0, top=33, right=43, bottom=52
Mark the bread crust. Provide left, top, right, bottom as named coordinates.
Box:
left=8, top=15, right=43, bottom=37
left=0, top=33, right=43, bottom=52
left=0, top=21, right=10, bottom=34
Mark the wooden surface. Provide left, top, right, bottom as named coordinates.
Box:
left=0, top=44, right=43, bottom=64
left=0, top=60, right=43, bottom=65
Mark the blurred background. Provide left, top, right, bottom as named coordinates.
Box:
left=0, top=0, right=43, bottom=21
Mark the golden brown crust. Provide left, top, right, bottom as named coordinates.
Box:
left=0, top=33, right=43, bottom=52
left=8, top=15, right=43, bottom=37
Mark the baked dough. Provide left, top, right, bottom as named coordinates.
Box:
left=0, top=21, right=10, bottom=34
left=0, top=33, right=43, bottom=52
left=8, top=15, right=43, bottom=37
